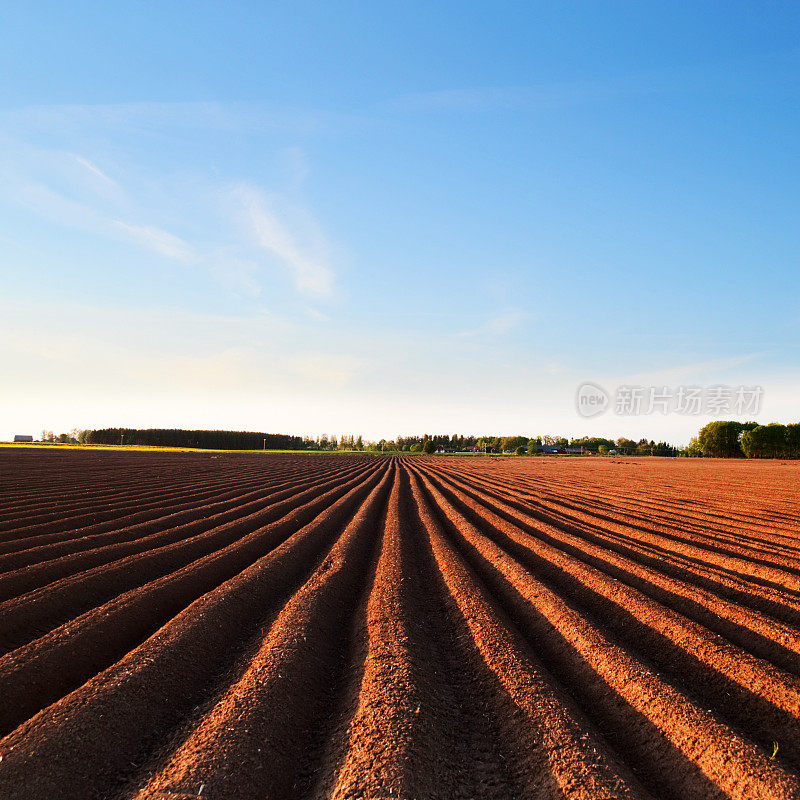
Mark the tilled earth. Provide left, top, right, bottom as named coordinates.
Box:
left=1, top=449, right=799, bottom=799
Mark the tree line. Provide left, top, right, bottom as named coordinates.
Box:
left=33, top=428, right=679, bottom=455
left=353, top=434, right=677, bottom=456
left=687, top=421, right=800, bottom=459
left=35, top=423, right=800, bottom=458
left=85, top=428, right=307, bottom=450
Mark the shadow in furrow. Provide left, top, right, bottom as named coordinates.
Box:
left=448, top=471, right=800, bottom=627
left=309, top=463, right=527, bottom=800
left=436, top=470, right=800, bottom=678
left=0, top=461, right=381, bottom=658
left=411, top=466, right=787, bottom=800
left=117, top=463, right=396, bottom=800
left=436, top=478, right=800, bottom=776
left=0, top=464, right=365, bottom=600
left=0, top=463, right=389, bottom=800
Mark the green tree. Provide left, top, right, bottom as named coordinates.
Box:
left=422, top=440, right=435, bottom=454
left=786, top=424, right=800, bottom=458
left=526, top=438, right=541, bottom=456
left=740, top=424, right=787, bottom=458
left=653, top=441, right=678, bottom=457
left=515, top=445, right=525, bottom=456
left=502, top=436, right=528, bottom=452
left=573, top=437, right=614, bottom=452
left=683, top=436, right=703, bottom=457
left=697, top=421, right=746, bottom=458
left=616, top=437, right=637, bottom=455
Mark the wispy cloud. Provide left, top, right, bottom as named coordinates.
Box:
left=620, top=354, right=761, bottom=386
left=459, top=309, right=525, bottom=338
left=18, top=181, right=197, bottom=264
left=71, top=154, right=117, bottom=186
left=0, top=101, right=369, bottom=138
left=385, top=82, right=656, bottom=114
left=1, top=103, right=347, bottom=304
left=0, top=102, right=251, bottom=133
left=382, top=62, right=735, bottom=115
left=305, top=306, right=331, bottom=322
left=281, top=146, right=310, bottom=190
left=3, top=146, right=291, bottom=298
left=385, top=87, right=535, bottom=114
left=233, top=184, right=335, bottom=297
left=110, top=220, right=195, bottom=262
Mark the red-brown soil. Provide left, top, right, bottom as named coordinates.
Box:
left=1, top=449, right=799, bottom=799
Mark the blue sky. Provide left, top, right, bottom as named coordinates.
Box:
left=2, top=2, right=799, bottom=443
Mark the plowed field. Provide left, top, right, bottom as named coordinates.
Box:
left=1, top=449, right=799, bottom=800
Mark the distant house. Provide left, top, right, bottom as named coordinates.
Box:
left=13, top=435, right=33, bottom=443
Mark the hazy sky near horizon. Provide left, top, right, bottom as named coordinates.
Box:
left=2, top=2, right=799, bottom=443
